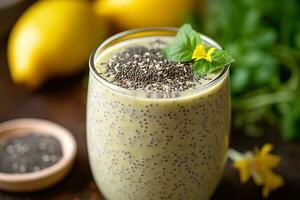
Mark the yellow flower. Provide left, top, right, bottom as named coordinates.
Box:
left=228, top=144, right=284, bottom=198
left=192, top=44, right=216, bottom=62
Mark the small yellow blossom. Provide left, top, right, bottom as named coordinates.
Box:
left=228, top=144, right=284, bottom=198
left=192, top=44, right=216, bottom=62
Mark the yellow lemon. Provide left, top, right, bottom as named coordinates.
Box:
left=8, top=0, right=108, bottom=89
left=94, top=0, right=196, bottom=31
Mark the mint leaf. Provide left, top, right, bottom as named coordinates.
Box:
left=193, top=50, right=234, bottom=76
left=162, top=23, right=235, bottom=76
left=193, top=60, right=214, bottom=76
left=162, top=24, right=201, bottom=62
left=211, top=50, right=235, bottom=68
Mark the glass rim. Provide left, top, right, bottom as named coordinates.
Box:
left=89, top=27, right=229, bottom=100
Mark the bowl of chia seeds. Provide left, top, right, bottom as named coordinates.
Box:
left=0, top=118, right=77, bottom=192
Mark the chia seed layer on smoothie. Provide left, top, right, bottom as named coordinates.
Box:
left=95, top=37, right=221, bottom=98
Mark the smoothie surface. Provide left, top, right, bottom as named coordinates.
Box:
left=95, top=36, right=222, bottom=98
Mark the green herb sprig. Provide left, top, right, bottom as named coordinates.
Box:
left=162, top=24, right=234, bottom=76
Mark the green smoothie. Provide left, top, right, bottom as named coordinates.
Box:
left=87, top=30, right=230, bottom=200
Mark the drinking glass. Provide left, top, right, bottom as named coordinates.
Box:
left=87, top=28, right=230, bottom=200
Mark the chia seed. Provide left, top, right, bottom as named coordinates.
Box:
left=0, top=133, right=62, bottom=174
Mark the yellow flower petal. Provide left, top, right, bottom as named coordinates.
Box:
left=262, top=171, right=284, bottom=198
left=192, top=44, right=206, bottom=60
left=262, top=185, right=270, bottom=199
left=233, top=159, right=251, bottom=183
left=260, top=143, right=274, bottom=156
left=250, top=168, right=263, bottom=185
left=262, top=155, right=281, bottom=168
left=228, top=144, right=284, bottom=198
left=205, top=47, right=215, bottom=62
left=192, top=44, right=215, bottom=62
left=252, top=156, right=279, bottom=170
left=207, top=47, right=216, bottom=56
left=206, top=54, right=212, bottom=62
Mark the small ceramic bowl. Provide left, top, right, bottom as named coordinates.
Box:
left=0, top=118, right=77, bottom=192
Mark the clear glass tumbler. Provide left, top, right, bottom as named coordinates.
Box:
left=87, top=28, right=230, bottom=200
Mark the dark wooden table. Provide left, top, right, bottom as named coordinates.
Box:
left=0, top=39, right=300, bottom=200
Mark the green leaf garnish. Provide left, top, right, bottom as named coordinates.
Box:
left=193, top=50, right=235, bottom=76
left=162, top=24, right=201, bottom=62
left=162, top=24, right=235, bottom=76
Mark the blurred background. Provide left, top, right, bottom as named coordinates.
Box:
left=0, top=0, right=299, bottom=199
